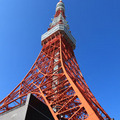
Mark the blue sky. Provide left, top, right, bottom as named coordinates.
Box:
left=0, top=0, right=120, bottom=119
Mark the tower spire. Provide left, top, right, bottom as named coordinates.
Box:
left=48, top=0, right=69, bottom=30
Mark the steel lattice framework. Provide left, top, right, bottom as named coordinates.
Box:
left=0, top=0, right=111, bottom=120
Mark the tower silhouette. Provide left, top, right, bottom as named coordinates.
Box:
left=0, top=0, right=111, bottom=120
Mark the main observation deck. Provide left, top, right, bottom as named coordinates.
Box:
left=41, top=24, right=76, bottom=50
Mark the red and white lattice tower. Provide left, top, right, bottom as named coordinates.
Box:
left=0, top=0, right=111, bottom=120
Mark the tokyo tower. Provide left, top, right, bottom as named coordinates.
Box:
left=0, top=0, right=111, bottom=120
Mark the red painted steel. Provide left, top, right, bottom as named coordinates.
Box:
left=0, top=34, right=111, bottom=119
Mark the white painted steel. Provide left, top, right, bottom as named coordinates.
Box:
left=41, top=24, right=76, bottom=48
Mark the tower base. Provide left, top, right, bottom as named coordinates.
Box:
left=0, top=94, right=54, bottom=120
